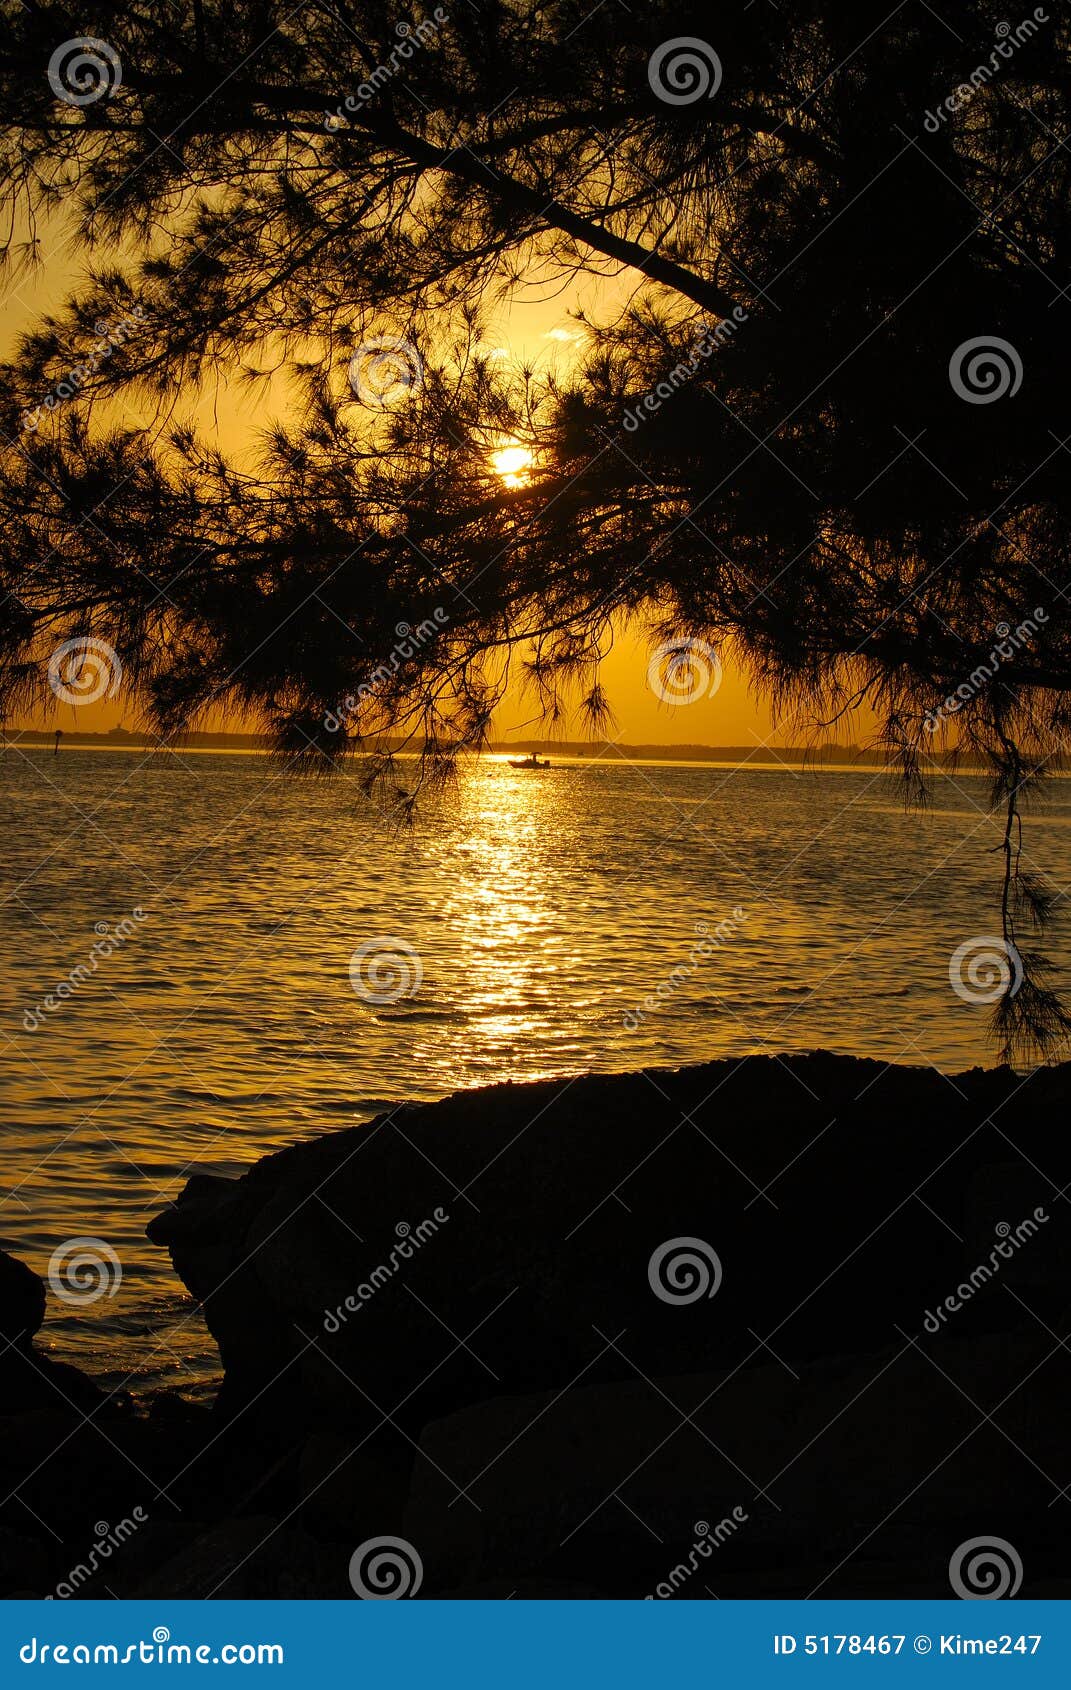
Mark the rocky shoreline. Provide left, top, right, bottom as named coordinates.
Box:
left=3, top=1052, right=1070, bottom=1598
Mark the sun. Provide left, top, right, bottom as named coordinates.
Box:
left=490, top=442, right=534, bottom=488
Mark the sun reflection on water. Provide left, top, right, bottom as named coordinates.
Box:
left=402, top=760, right=577, bottom=1082
left=0, top=749, right=1063, bottom=1390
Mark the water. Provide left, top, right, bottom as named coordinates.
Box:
left=2, top=747, right=1070, bottom=1395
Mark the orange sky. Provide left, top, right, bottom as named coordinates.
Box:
left=3, top=215, right=799, bottom=746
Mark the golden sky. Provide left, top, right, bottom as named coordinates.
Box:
left=4, top=214, right=795, bottom=746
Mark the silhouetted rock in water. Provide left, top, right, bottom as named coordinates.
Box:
left=0, top=1247, right=103, bottom=1415
left=144, top=1052, right=1071, bottom=1596
left=0, top=1247, right=46, bottom=1344
left=0, top=1248, right=211, bottom=1597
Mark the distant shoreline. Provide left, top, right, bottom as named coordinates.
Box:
left=0, top=727, right=1029, bottom=772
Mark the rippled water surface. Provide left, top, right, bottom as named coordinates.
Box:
left=2, top=748, right=1070, bottom=1392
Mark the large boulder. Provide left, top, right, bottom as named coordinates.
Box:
left=146, top=1052, right=1071, bottom=1594
left=404, top=1332, right=1071, bottom=1595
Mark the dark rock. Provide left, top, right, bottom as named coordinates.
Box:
left=123, top=1517, right=345, bottom=1598
left=148, top=1055, right=1071, bottom=1419
left=144, top=1053, right=1071, bottom=1594
left=436, top=1577, right=606, bottom=1598
left=0, top=1247, right=45, bottom=1347
left=297, top=1428, right=412, bottom=1539
left=69, top=1522, right=221, bottom=1599
left=404, top=1332, right=1070, bottom=1595
left=0, top=1248, right=104, bottom=1417
left=0, top=1403, right=208, bottom=1560
left=0, top=1526, right=50, bottom=1596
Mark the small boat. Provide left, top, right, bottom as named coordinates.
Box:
left=508, top=753, right=551, bottom=769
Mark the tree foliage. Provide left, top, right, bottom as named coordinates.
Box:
left=1, top=0, right=1070, bottom=1053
